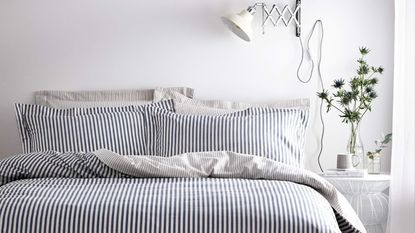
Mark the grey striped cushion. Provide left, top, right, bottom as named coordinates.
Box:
left=14, top=100, right=174, bottom=154
left=147, top=106, right=309, bottom=167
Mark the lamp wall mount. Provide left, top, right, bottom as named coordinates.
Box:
left=249, top=1, right=301, bottom=36
left=222, top=0, right=301, bottom=41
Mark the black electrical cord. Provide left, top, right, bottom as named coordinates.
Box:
left=296, top=20, right=325, bottom=173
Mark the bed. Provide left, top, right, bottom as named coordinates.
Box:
left=0, top=88, right=366, bottom=233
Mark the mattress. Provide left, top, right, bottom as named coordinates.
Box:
left=0, top=151, right=366, bottom=233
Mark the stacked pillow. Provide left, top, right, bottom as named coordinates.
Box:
left=151, top=88, right=310, bottom=167
left=16, top=87, right=190, bottom=154
left=15, top=87, right=310, bottom=168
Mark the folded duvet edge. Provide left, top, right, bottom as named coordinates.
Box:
left=94, top=149, right=366, bottom=233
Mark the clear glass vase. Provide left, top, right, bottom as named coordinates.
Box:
left=367, top=153, right=381, bottom=174
left=346, top=121, right=364, bottom=169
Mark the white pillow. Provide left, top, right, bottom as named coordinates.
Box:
left=154, top=88, right=310, bottom=115
left=35, top=87, right=194, bottom=109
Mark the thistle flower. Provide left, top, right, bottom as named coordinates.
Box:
left=317, top=90, right=329, bottom=99
left=377, top=66, right=384, bottom=74
left=369, top=77, right=379, bottom=85
left=344, top=91, right=353, bottom=99
left=357, top=64, right=370, bottom=75
left=365, top=86, right=374, bottom=93
left=368, top=91, right=378, bottom=99
left=359, top=47, right=370, bottom=55
left=341, top=92, right=354, bottom=105
left=350, top=77, right=360, bottom=89
left=332, top=79, right=345, bottom=89
left=340, top=97, right=351, bottom=105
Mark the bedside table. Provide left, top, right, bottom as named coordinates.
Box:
left=324, top=174, right=390, bottom=233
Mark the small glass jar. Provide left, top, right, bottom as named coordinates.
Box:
left=367, top=153, right=381, bottom=174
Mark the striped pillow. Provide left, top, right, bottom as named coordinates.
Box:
left=147, top=106, right=309, bottom=167
left=15, top=100, right=174, bottom=154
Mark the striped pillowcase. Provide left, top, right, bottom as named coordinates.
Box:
left=147, top=106, right=309, bottom=167
left=15, top=100, right=174, bottom=154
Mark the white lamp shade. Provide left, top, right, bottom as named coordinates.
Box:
left=221, top=10, right=254, bottom=42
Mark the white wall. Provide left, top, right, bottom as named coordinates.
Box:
left=0, top=0, right=394, bottom=173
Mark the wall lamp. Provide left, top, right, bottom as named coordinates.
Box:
left=221, top=1, right=328, bottom=173
left=221, top=0, right=301, bottom=41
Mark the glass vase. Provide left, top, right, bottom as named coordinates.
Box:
left=367, top=153, right=381, bottom=174
left=346, top=121, right=364, bottom=169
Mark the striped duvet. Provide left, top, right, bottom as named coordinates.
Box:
left=0, top=151, right=365, bottom=233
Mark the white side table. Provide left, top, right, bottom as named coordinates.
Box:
left=324, top=174, right=390, bottom=233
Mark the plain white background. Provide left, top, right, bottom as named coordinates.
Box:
left=0, top=0, right=394, bottom=173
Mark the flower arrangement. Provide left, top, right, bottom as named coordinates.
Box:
left=317, top=47, right=383, bottom=124
left=317, top=47, right=384, bottom=161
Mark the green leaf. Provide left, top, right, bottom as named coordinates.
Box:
left=382, top=133, right=392, bottom=144
left=357, top=58, right=366, bottom=64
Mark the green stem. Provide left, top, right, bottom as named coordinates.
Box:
left=329, top=103, right=346, bottom=115
left=348, top=121, right=360, bottom=155
left=365, top=70, right=376, bottom=80
left=360, top=108, right=369, bottom=118
left=349, top=122, right=356, bottom=154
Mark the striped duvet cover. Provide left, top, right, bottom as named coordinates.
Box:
left=0, top=151, right=365, bottom=233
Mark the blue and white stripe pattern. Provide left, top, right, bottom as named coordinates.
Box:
left=147, top=107, right=309, bottom=167
left=0, top=151, right=361, bottom=233
left=0, top=178, right=344, bottom=233
left=14, top=100, right=174, bottom=154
